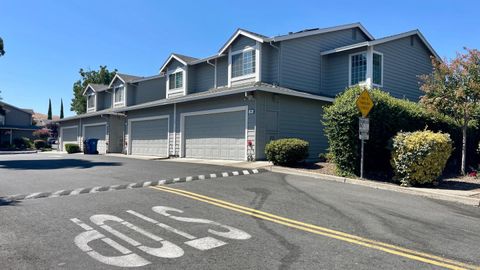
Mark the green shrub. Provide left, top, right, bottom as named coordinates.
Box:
left=391, top=130, right=453, bottom=186
left=323, top=86, right=474, bottom=177
left=65, top=143, right=80, bottom=154
left=12, top=137, right=32, bottom=149
left=34, top=140, right=47, bottom=149
left=265, top=138, right=309, bottom=166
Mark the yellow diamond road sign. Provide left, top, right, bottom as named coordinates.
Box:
left=356, top=90, right=374, bottom=117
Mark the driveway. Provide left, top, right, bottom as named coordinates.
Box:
left=0, top=152, right=479, bottom=269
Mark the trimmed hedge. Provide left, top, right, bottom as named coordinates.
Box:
left=391, top=131, right=453, bottom=186
left=65, top=143, right=80, bottom=154
left=265, top=138, right=309, bottom=166
left=34, top=140, right=47, bottom=149
left=323, top=86, right=477, bottom=176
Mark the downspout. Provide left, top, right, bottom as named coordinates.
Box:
left=206, top=59, right=217, bottom=88
left=269, top=41, right=281, bottom=86
left=173, top=103, right=177, bottom=157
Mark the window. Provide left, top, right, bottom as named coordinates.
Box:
left=231, top=49, right=256, bottom=78
left=350, top=53, right=367, bottom=85
left=114, top=85, right=125, bottom=104
left=373, top=53, right=383, bottom=86
left=87, top=94, right=95, bottom=109
left=168, top=71, right=183, bottom=89
left=0, top=115, right=4, bottom=126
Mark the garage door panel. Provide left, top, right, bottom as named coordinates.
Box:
left=184, top=110, right=245, bottom=160
left=130, top=118, right=168, bottom=157
left=62, top=127, right=78, bottom=150
left=84, top=125, right=107, bottom=154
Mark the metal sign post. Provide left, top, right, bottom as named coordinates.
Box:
left=356, top=90, right=373, bottom=179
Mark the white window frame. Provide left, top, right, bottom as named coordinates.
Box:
left=113, top=84, right=126, bottom=107
left=179, top=106, right=249, bottom=161
left=348, top=51, right=368, bottom=87
left=372, top=51, right=384, bottom=87
left=86, top=92, right=96, bottom=112
left=166, top=67, right=187, bottom=98
left=228, top=42, right=261, bottom=86
left=127, top=115, right=170, bottom=156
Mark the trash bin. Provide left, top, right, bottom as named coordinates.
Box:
left=83, top=138, right=99, bottom=154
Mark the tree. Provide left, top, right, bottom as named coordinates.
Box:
left=47, top=98, right=52, bottom=120
left=71, top=66, right=117, bottom=114
left=60, top=99, right=64, bottom=119
left=0, top=37, right=4, bottom=56
left=420, top=48, right=480, bottom=175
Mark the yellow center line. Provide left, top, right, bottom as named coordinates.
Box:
left=151, top=185, right=479, bottom=270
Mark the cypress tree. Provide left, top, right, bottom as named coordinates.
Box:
left=47, top=99, right=52, bottom=120
left=60, top=99, right=64, bottom=119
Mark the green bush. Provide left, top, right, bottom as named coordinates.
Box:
left=323, top=86, right=474, bottom=177
left=265, top=138, right=309, bottom=166
left=391, top=130, right=453, bottom=186
left=34, top=140, right=47, bottom=149
left=12, top=137, right=32, bottom=149
left=65, top=143, right=80, bottom=154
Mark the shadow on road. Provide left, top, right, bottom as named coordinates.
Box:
left=0, top=198, right=19, bottom=206
left=0, top=159, right=122, bottom=170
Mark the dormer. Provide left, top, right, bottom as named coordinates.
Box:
left=219, top=29, right=267, bottom=87
left=159, top=53, right=198, bottom=99
left=83, top=84, right=108, bottom=112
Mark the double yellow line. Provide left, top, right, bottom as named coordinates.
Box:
left=151, top=185, right=479, bottom=270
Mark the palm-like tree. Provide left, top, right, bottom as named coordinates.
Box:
left=0, top=37, right=5, bottom=56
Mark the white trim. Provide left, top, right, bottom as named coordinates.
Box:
left=219, top=30, right=265, bottom=54
left=59, top=125, right=78, bottom=151
left=166, top=67, right=187, bottom=98
left=179, top=106, right=248, bottom=161
left=256, top=41, right=261, bottom=82
left=229, top=45, right=260, bottom=85
left=127, top=115, right=170, bottom=157
left=372, top=50, right=384, bottom=87
left=159, top=54, right=189, bottom=73
left=113, top=84, right=126, bottom=108
left=108, top=74, right=126, bottom=88
left=82, top=122, right=108, bottom=154
left=86, top=92, right=97, bottom=113
left=82, top=84, right=96, bottom=96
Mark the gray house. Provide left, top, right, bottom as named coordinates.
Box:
left=0, top=101, right=38, bottom=146
left=57, top=23, right=438, bottom=161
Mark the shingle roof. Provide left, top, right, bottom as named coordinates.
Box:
left=88, top=83, right=110, bottom=92
left=172, top=53, right=198, bottom=64
left=116, top=73, right=143, bottom=83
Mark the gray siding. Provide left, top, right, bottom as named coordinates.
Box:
left=216, top=56, right=228, bottom=87
left=109, top=115, right=125, bottom=153
left=2, top=104, right=32, bottom=126
left=189, top=62, right=215, bottom=93
left=255, top=92, right=328, bottom=160
left=96, top=91, right=113, bottom=110
left=230, top=35, right=257, bottom=52
left=261, top=43, right=279, bottom=85
left=279, top=28, right=369, bottom=94
left=128, top=77, right=166, bottom=106
left=165, top=59, right=185, bottom=72
left=374, top=36, right=433, bottom=101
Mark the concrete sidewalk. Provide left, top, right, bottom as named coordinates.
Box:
left=0, top=150, right=37, bottom=155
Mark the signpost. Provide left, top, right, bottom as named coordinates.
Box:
left=356, top=90, right=374, bottom=179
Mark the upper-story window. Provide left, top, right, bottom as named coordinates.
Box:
left=231, top=49, right=256, bottom=78
left=0, top=114, right=5, bottom=126
left=372, top=52, right=383, bottom=86
left=114, top=85, right=125, bottom=106
left=350, top=52, right=367, bottom=85
left=87, top=94, right=96, bottom=112
left=168, top=71, right=183, bottom=90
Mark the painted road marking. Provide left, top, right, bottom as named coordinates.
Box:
left=151, top=186, right=480, bottom=270
left=71, top=205, right=251, bottom=267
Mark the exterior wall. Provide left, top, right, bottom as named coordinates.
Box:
left=279, top=28, right=369, bottom=94
left=261, top=43, right=279, bottom=85
left=58, top=119, right=81, bottom=151
left=165, top=59, right=185, bottom=72
left=322, top=47, right=366, bottom=97
left=109, top=115, right=125, bottom=153
left=373, top=36, right=433, bottom=101
left=3, top=104, right=32, bottom=126
left=189, top=62, right=215, bottom=93
left=128, top=77, right=166, bottom=106
left=255, top=91, right=328, bottom=160
left=216, top=56, right=228, bottom=87
left=230, top=35, right=257, bottom=52
left=96, top=91, right=113, bottom=111
left=175, top=94, right=255, bottom=160
left=125, top=105, right=174, bottom=155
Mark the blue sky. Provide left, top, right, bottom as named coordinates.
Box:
left=0, top=0, right=478, bottom=117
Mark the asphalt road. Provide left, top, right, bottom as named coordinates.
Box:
left=0, top=153, right=479, bottom=270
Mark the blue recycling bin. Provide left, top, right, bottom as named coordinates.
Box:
left=83, top=138, right=99, bottom=154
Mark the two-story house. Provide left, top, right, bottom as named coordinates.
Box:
left=57, top=22, right=438, bottom=161
left=0, top=101, right=38, bottom=146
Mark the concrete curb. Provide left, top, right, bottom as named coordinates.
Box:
left=0, top=150, right=37, bottom=155
left=266, top=166, right=480, bottom=207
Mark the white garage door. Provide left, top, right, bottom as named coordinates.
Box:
left=183, top=109, right=246, bottom=160
left=129, top=117, right=169, bottom=157
left=84, top=124, right=107, bottom=154
left=61, top=126, right=78, bottom=151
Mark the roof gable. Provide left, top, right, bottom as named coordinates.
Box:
left=218, top=29, right=267, bottom=54
left=82, top=83, right=109, bottom=95
left=159, top=53, right=197, bottom=73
